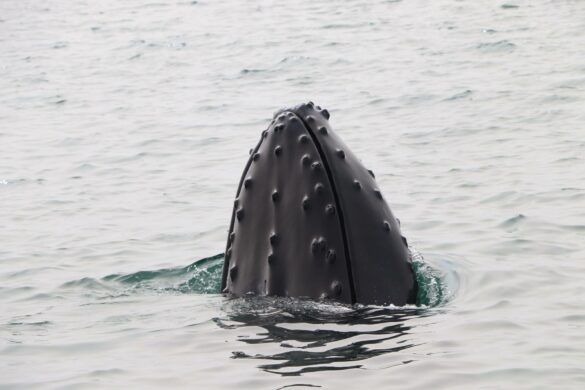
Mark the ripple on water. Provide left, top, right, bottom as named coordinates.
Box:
left=40, top=252, right=458, bottom=378
left=89, top=250, right=455, bottom=309
left=216, top=297, right=425, bottom=376
left=100, top=253, right=224, bottom=295
left=211, top=252, right=459, bottom=377
left=476, top=40, right=517, bottom=53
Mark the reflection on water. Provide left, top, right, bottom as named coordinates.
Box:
left=93, top=250, right=453, bottom=376
left=95, top=250, right=451, bottom=376
left=216, top=298, right=434, bottom=376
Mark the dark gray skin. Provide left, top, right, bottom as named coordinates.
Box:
left=221, top=102, right=417, bottom=306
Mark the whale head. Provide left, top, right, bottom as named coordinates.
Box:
left=221, top=102, right=417, bottom=306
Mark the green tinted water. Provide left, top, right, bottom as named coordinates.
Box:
left=102, top=251, right=450, bottom=308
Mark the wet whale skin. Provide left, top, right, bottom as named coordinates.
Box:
left=221, top=103, right=417, bottom=306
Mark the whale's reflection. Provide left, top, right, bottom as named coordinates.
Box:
left=215, top=297, right=432, bottom=376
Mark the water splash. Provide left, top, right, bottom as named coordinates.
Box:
left=101, top=253, right=224, bottom=294
left=411, top=249, right=450, bottom=307
left=97, top=249, right=452, bottom=307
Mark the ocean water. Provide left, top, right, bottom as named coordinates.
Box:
left=1, top=0, right=584, bottom=388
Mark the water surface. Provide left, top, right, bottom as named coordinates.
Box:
left=1, top=0, right=585, bottom=388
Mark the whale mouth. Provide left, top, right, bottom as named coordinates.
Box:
left=222, top=102, right=417, bottom=306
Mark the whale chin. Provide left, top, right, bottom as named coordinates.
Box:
left=221, top=102, right=417, bottom=306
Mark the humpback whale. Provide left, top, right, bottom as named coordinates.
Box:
left=221, top=103, right=417, bottom=306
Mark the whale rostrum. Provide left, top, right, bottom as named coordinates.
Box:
left=221, top=102, right=417, bottom=306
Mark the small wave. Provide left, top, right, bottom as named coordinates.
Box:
left=321, top=22, right=373, bottom=29
left=476, top=40, right=516, bottom=53
left=102, top=253, right=224, bottom=294
left=61, top=277, right=114, bottom=291
left=499, top=213, right=527, bottom=228
left=444, top=89, right=473, bottom=101
left=411, top=249, right=453, bottom=307
left=64, top=250, right=453, bottom=307
left=240, top=68, right=268, bottom=75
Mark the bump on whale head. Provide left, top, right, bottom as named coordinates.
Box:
left=221, top=102, right=417, bottom=306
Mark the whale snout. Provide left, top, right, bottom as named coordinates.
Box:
left=222, top=102, right=417, bottom=306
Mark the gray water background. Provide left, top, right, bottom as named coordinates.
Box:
left=1, top=0, right=584, bottom=388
